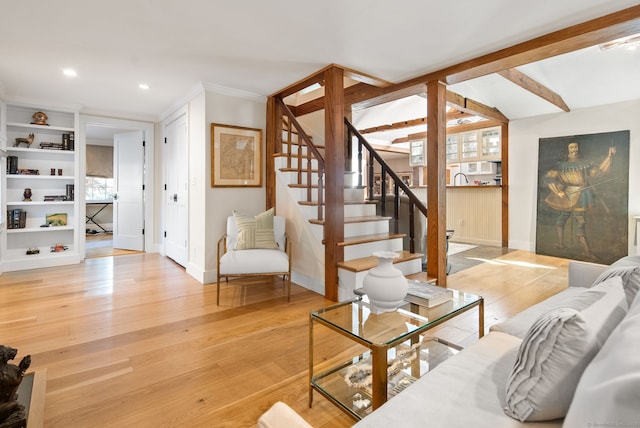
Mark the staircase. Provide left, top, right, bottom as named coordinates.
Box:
left=274, top=103, right=425, bottom=301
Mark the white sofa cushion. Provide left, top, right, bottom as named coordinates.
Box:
left=503, top=276, right=628, bottom=422
left=490, top=287, right=586, bottom=339
left=258, top=401, right=313, bottom=428
left=219, top=248, right=289, bottom=275
left=563, top=291, right=640, bottom=427
left=353, top=331, right=562, bottom=428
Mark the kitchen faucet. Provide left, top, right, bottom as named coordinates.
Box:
left=453, top=172, right=469, bottom=186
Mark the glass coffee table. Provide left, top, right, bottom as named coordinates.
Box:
left=309, top=289, right=483, bottom=420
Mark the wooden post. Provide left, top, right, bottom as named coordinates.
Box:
left=323, top=66, right=345, bottom=301
left=426, top=80, right=448, bottom=286
left=501, top=122, right=509, bottom=247
left=265, top=96, right=281, bottom=211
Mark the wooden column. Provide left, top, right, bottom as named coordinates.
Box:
left=323, top=66, right=345, bottom=301
left=501, top=123, right=509, bottom=247
left=265, top=96, right=281, bottom=211
left=426, top=80, right=448, bottom=286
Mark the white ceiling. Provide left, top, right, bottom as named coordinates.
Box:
left=1, top=0, right=639, bottom=133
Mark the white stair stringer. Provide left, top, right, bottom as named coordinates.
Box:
left=274, top=155, right=423, bottom=302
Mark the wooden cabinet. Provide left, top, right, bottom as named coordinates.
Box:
left=1, top=102, right=80, bottom=272
left=446, top=126, right=501, bottom=164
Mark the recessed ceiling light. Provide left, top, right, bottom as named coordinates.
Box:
left=63, top=68, right=77, bottom=77
left=139, top=83, right=150, bottom=90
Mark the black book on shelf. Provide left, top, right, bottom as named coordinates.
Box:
left=62, top=133, right=69, bottom=150
left=6, top=210, right=13, bottom=229
left=19, top=210, right=27, bottom=228
left=69, top=132, right=75, bottom=151
left=66, top=184, right=75, bottom=201
left=11, top=209, right=23, bottom=229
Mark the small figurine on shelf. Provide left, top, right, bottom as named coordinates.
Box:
left=13, top=133, right=34, bottom=148
left=31, top=111, right=48, bottom=126
left=50, top=244, right=68, bottom=252
left=23, top=188, right=32, bottom=202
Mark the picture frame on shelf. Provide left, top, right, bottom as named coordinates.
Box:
left=46, top=213, right=67, bottom=226
left=210, top=123, right=262, bottom=187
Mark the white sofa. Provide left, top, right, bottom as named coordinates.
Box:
left=260, top=256, right=640, bottom=427
left=354, top=255, right=640, bottom=427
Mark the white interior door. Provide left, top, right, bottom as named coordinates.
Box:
left=113, top=131, right=145, bottom=251
left=164, top=114, right=188, bottom=266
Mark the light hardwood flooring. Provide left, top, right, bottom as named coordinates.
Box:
left=85, top=233, right=142, bottom=258
left=0, top=250, right=570, bottom=427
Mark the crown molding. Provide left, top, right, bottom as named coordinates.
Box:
left=203, top=82, right=266, bottom=103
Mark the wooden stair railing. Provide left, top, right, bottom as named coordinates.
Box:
left=277, top=98, right=326, bottom=221
left=272, top=102, right=426, bottom=259
left=345, top=119, right=428, bottom=254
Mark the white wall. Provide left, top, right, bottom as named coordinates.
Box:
left=201, top=87, right=267, bottom=282
left=187, top=94, right=207, bottom=281
left=509, top=99, right=640, bottom=254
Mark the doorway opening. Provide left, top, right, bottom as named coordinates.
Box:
left=80, top=116, right=155, bottom=259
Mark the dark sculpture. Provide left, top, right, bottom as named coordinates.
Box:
left=0, top=346, right=31, bottom=428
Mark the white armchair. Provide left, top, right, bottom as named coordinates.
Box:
left=216, top=214, right=291, bottom=305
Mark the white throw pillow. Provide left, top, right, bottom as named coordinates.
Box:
left=592, top=265, right=640, bottom=307
left=563, top=291, right=640, bottom=427
left=503, top=276, right=628, bottom=422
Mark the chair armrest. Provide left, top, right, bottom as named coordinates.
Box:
left=568, top=260, right=608, bottom=288
left=284, top=232, right=292, bottom=265
left=217, top=233, right=228, bottom=261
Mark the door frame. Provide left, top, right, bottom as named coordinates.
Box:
left=161, top=106, right=189, bottom=265
left=79, top=115, right=156, bottom=259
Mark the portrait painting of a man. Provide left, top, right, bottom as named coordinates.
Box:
left=536, top=130, right=629, bottom=264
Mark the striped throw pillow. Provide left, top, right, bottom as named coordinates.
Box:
left=233, top=208, right=278, bottom=250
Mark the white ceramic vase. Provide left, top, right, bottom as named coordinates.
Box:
left=363, top=251, right=408, bottom=314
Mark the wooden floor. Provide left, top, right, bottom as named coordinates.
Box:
left=85, top=233, right=142, bottom=258
left=0, top=250, right=570, bottom=427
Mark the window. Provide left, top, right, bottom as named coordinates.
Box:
left=85, top=176, right=114, bottom=201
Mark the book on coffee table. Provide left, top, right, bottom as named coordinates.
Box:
left=405, top=280, right=453, bottom=308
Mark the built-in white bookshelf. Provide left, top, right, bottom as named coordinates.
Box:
left=1, top=102, right=81, bottom=271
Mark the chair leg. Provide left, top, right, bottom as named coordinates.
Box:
left=217, top=276, right=222, bottom=305
left=286, top=275, right=291, bottom=302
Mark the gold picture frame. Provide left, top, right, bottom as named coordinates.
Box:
left=211, top=123, right=262, bottom=187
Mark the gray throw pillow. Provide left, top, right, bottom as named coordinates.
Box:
left=592, top=265, right=640, bottom=307
left=503, top=276, right=628, bottom=422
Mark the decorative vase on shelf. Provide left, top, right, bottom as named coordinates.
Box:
left=362, top=251, right=408, bottom=314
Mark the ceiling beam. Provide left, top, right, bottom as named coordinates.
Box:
left=358, top=110, right=474, bottom=135
left=422, top=5, right=640, bottom=86
left=286, top=6, right=640, bottom=120
left=351, top=5, right=640, bottom=109
left=359, top=117, right=426, bottom=134
left=497, top=68, right=570, bottom=112
left=446, top=91, right=509, bottom=122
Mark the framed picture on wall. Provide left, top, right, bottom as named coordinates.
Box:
left=211, top=123, right=262, bottom=187
left=535, top=130, right=629, bottom=264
